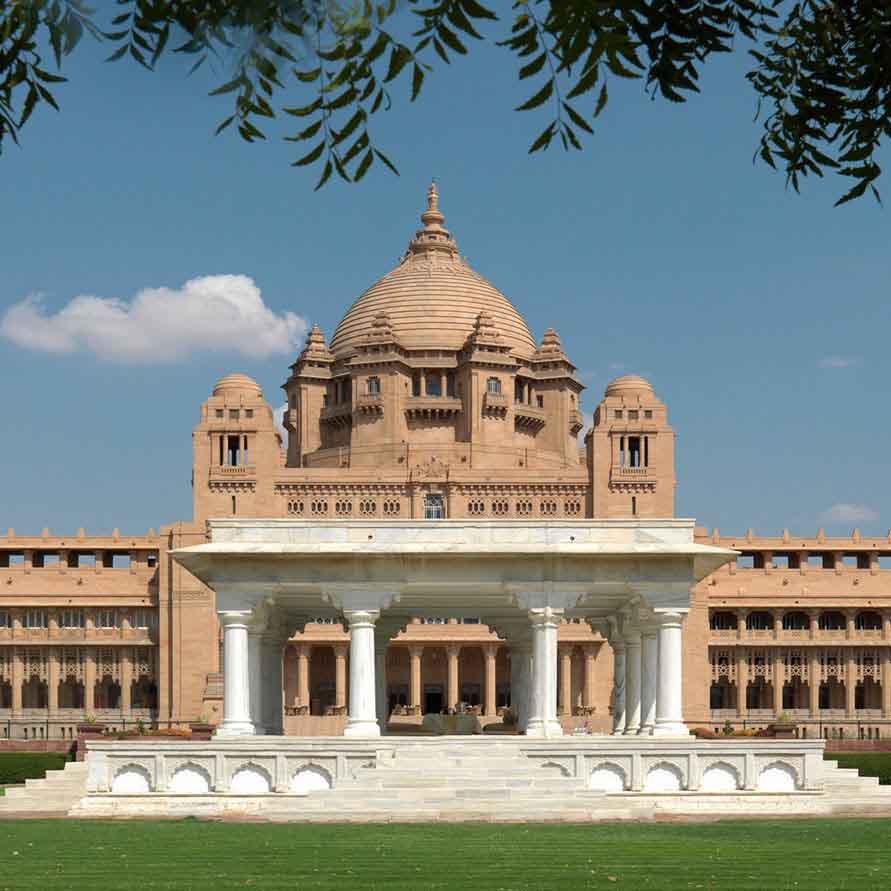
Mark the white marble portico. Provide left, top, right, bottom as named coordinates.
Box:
left=172, top=519, right=734, bottom=740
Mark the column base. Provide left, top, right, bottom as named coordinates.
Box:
left=214, top=721, right=256, bottom=738
left=652, top=722, right=691, bottom=737
left=638, top=724, right=654, bottom=736
left=524, top=720, right=564, bottom=738
left=622, top=725, right=640, bottom=736
left=343, top=719, right=381, bottom=738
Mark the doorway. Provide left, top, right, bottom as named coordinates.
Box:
left=424, top=684, right=443, bottom=714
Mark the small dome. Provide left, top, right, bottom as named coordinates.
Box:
left=330, top=184, right=536, bottom=358
left=604, top=374, right=653, bottom=398
left=212, top=373, right=263, bottom=397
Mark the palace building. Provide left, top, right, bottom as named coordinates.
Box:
left=1, top=184, right=889, bottom=744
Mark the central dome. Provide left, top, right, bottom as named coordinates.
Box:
left=330, top=184, right=536, bottom=358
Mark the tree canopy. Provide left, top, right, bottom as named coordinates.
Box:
left=2, top=1, right=890, bottom=204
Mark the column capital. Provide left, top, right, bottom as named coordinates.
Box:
left=408, top=644, right=425, bottom=659
left=343, top=609, right=380, bottom=628
left=482, top=643, right=499, bottom=660
left=217, top=609, right=253, bottom=628
left=333, top=643, right=349, bottom=659
left=446, top=643, right=462, bottom=658
left=528, top=606, right=564, bottom=628
left=653, top=610, right=687, bottom=626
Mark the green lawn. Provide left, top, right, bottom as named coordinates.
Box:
left=832, top=753, right=891, bottom=785
left=0, top=819, right=890, bottom=889
left=0, top=753, right=70, bottom=786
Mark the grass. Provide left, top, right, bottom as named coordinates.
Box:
left=0, top=753, right=70, bottom=787
left=832, top=753, right=891, bottom=785
left=1, top=819, right=891, bottom=889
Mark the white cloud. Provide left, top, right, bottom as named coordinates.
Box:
left=818, top=356, right=860, bottom=369
left=1, top=275, right=305, bottom=363
left=819, top=503, right=879, bottom=525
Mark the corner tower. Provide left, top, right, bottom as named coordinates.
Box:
left=587, top=375, right=676, bottom=517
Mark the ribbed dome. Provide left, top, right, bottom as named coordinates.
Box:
left=330, top=185, right=536, bottom=358
left=212, top=373, right=262, bottom=397
left=605, top=374, right=653, bottom=397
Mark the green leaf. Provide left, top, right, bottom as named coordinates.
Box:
left=384, top=45, right=411, bottom=82
left=374, top=148, right=399, bottom=175
left=284, top=98, right=323, bottom=117
left=411, top=63, right=424, bottom=100
left=209, top=76, right=245, bottom=97
left=519, top=53, right=547, bottom=80
left=461, top=0, right=497, bottom=21
left=295, top=67, right=321, bottom=84
left=437, top=25, right=467, bottom=56
left=594, top=83, right=607, bottom=117
left=562, top=102, right=593, bottom=135
left=528, top=123, right=555, bottom=154
left=292, top=141, right=326, bottom=167
left=516, top=79, right=553, bottom=112
left=314, top=159, right=334, bottom=191
left=105, top=44, right=129, bottom=63
left=215, top=114, right=236, bottom=135
left=354, top=148, right=374, bottom=181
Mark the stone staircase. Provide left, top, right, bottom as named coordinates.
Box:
left=263, top=740, right=650, bottom=822
left=821, top=759, right=891, bottom=816
left=0, top=761, right=88, bottom=817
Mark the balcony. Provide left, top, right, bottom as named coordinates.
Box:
left=609, top=466, right=654, bottom=486
left=405, top=396, right=463, bottom=420
left=482, top=391, right=508, bottom=417
left=320, top=403, right=352, bottom=428
left=514, top=403, right=546, bottom=431
left=569, top=408, right=584, bottom=435
left=356, top=392, right=384, bottom=415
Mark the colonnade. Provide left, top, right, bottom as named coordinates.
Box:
left=216, top=605, right=690, bottom=739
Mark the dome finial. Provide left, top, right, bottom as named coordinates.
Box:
left=421, top=180, right=445, bottom=229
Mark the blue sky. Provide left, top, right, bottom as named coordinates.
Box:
left=2, top=21, right=888, bottom=537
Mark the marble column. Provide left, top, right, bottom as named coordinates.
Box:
left=296, top=645, right=311, bottom=711
left=611, top=640, right=626, bottom=734
left=483, top=644, right=497, bottom=717
left=334, top=644, right=348, bottom=711
left=374, top=645, right=388, bottom=730
left=526, top=608, right=563, bottom=738
left=654, top=611, right=688, bottom=736
left=640, top=629, right=658, bottom=735
left=559, top=647, right=573, bottom=716
left=446, top=645, right=461, bottom=710
left=510, top=641, right=532, bottom=731
left=47, top=647, right=59, bottom=715
left=583, top=644, right=596, bottom=710
left=261, top=635, right=286, bottom=734
left=882, top=650, right=891, bottom=719
left=343, top=610, right=379, bottom=737
left=737, top=650, right=748, bottom=718
left=215, top=610, right=255, bottom=737
left=623, top=631, right=642, bottom=735
left=248, top=627, right=265, bottom=734
left=409, top=645, right=423, bottom=712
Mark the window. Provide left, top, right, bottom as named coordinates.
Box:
left=709, top=611, right=737, bottom=631
left=424, top=494, right=445, bottom=520
left=59, top=609, right=84, bottom=629
left=96, top=609, right=116, bottom=629
left=245, top=409, right=254, bottom=419
left=74, top=552, right=96, bottom=568
left=644, top=410, right=652, bottom=419
left=782, top=611, right=809, bottom=631
left=215, top=409, right=224, bottom=418
left=421, top=617, right=446, bottom=624
left=486, top=377, right=501, bottom=395
left=23, top=610, right=46, bottom=629
left=818, top=610, right=846, bottom=631
left=412, top=373, right=421, bottom=397
left=855, top=611, right=882, bottom=631
left=446, top=371, right=456, bottom=397
left=536, top=394, right=544, bottom=408
left=133, top=609, right=155, bottom=630
left=322, top=393, right=330, bottom=408
left=425, top=373, right=442, bottom=397
left=745, top=611, right=773, bottom=631
left=628, top=410, right=639, bottom=420
left=229, top=409, right=239, bottom=420
left=0, top=611, right=9, bottom=628
left=459, top=617, right=480, bottom=624
left=33, top=551, right=59, bottom=567
left=366, top=376, right=381, bottom=396
left=631, top=495, right=637, bottom=516
left=147, top=554, right=158, bottom=569
left=614, top=410, right=623, bottom=419
left=103, top=552, right=130, bottom=569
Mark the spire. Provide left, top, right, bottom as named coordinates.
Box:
left=535, top=327, right=566, bottom=357
left=362, top=310, right=399, bottom=350
left=297, top=324, right=333, bottom=364
left=405, top=181, right=459, bottom=259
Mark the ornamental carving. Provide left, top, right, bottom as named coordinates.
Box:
left=62, top=648, right=85, bottom=681
left=412, top=457, right=450, bottom=481
left=23, top=648, right=47, bottom=682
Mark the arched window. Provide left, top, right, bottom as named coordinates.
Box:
left=782, top=611, right=809, bottom=631
left=745, top=611, right=773, bottom=631
left=366, top=376, right=380, bottom=396
left=709, top=611, right=738, bottom=631
left=818, top=610, right=846, bottom=631
left=486, top=377, right=501, bottom=395
left=855, top=610, right=882, bottom=631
